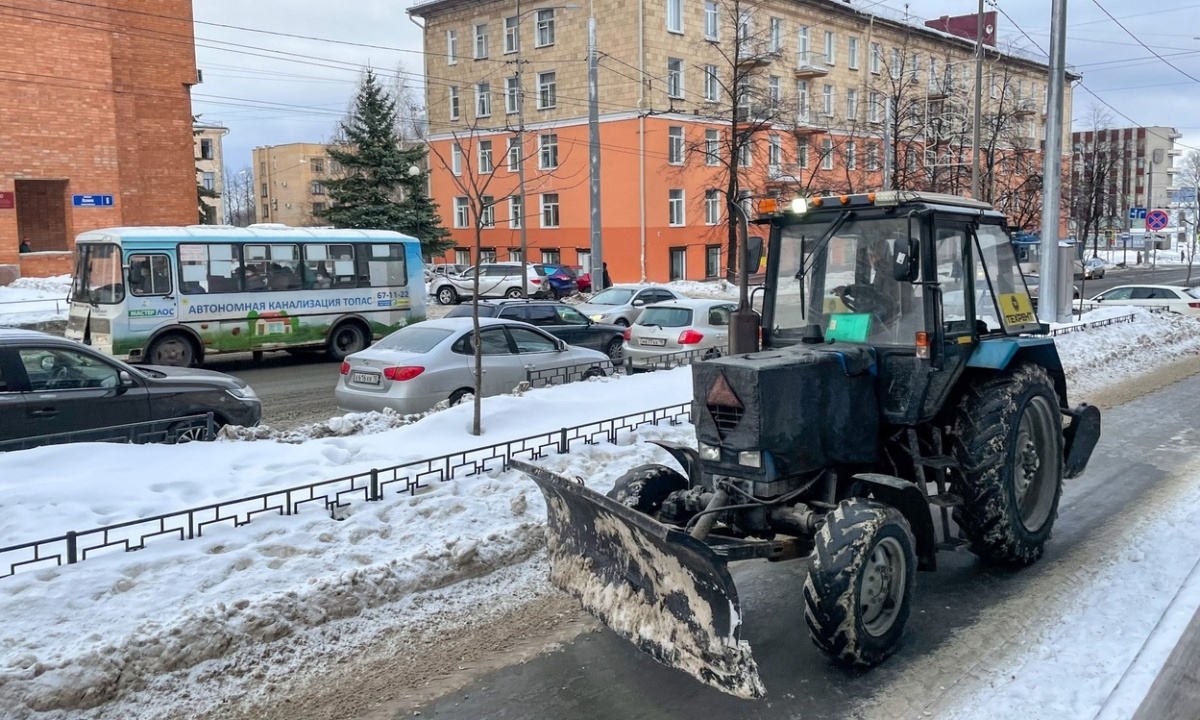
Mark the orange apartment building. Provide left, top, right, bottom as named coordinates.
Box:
left=409, top=0, right=1070, bottom=283
left=0, top=0, right=199, bottom=280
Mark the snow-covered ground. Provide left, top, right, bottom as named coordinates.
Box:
left=1095, top=248, right=1196, bottom=268
left=0, top=275, right=71, bottom=326
left=1, top=306, right=1199, bottom=718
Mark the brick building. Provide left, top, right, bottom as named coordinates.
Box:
left=251, top=143, right=340, bottom=227
left=0, top=0, right=199, bottom=280
left=409, top=0, right=1071, bottom=283
left=194, top=122, right=230, bottom=223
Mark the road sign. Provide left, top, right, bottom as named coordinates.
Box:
left=0, top=192, right=12, bottom=210
left=1129, top=207, right=1147, bottom=221
left=1146, top=209, right=1169, bottom=231
left=72, top=194, right=114, bottom=208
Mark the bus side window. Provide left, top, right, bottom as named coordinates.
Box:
left=367, top=244, right=407, bottom=287
left=304, top=244, right=356, bottom=289
left=179, top=243, right=242, bottom=294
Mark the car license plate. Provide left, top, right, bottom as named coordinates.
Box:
left=352, top=372, right=380, bottom=385
left=639, top=338, right=667, bottom=347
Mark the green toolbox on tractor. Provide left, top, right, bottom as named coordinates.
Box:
left=512, top=191, right=1101, bottom=698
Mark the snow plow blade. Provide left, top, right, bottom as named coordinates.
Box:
left=511, top=458, right=765, bottom=699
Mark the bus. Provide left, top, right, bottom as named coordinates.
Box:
left=1011, top=232, right=1041, bottom=274
left=64, top=224, right=426, bottom=366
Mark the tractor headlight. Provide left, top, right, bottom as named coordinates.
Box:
left=737, top=451, right=762, bottom=468
left=699, top=443, right=720, bottom=461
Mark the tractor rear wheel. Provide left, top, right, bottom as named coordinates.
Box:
left=606, top=464, right=687, bottom=515
left=804, top=498, right=916, bottom=668
left=952, top=363, right=1064, bottom=566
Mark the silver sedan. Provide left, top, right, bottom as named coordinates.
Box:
left=574, top=285, right=686, bottom=327
left=623, top=298, right=737, bottom=369
left=335, top=317, right=613, bottom=414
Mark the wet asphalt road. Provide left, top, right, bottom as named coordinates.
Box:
left=407, top=373, right=1200, bottom=720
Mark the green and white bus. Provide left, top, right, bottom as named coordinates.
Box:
left=65, top=225, right=426, bottom=366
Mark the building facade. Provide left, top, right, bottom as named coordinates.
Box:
left=251, top=143, right=339, bottom=227
left=1070, top=125, right=1182, bottom=219
left=410, top=0, right=1071, bottom=283
left=0, top=0, right=199, bottom=280
left=194, top=123, right=230, bottom=224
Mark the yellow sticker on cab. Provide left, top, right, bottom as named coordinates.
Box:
left=999, top=292, right=1036, bottom=326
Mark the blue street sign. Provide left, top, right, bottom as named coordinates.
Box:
left=72, top=194, right=114, bottom=208
left=1128, top=207, right=1147, bottom=221
left=1146, top=209, right=1169, bottom=231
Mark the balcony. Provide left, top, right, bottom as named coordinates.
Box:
left=736, top=42, right=779, bottom=68
left=794, top=51, right=829, bottom=78
left=791, top=115, right=827, bottom=137
left=766, top=164, right=807, bottom=184
left=734, top=104, right=774, bottom=124
left=925, top=80, right=950, bottom=99
left=1012, top=99, right=1039, bottom=117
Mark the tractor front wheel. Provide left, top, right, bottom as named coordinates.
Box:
left=606, top=464, right=688, bottom=515
left=952, top=363, right=1064, bottom=566
left=804, top=498, right=916, bottom=668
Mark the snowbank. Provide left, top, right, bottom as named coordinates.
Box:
left=0, top=274, right=71, bottom=326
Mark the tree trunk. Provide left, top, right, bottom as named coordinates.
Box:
left=725, top=167, right=739, bottom=284
left=472, top=227, right=483, bottom=436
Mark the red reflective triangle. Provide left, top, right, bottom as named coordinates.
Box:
left=706, top=373, right=743, bottom=410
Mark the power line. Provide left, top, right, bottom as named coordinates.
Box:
left=1088, top=0, right=1200, bottom=85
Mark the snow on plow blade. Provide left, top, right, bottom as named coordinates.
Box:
left=510, top=458, right=765, bottom=699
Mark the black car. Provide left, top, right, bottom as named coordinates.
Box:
left=445, top=300, right=625, bottom=360
left=0, top=329, right=262, bottom=443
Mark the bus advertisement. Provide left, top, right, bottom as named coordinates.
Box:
left=65, top=225, right=426, bottom=367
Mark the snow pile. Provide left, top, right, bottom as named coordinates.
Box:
left=7, top=274, right=72, bottom=294
left=665, top=279, right=741, bottom=298
left=219, top=393, right=477, bottom=443
left=0, top=275, right=71, bottom=326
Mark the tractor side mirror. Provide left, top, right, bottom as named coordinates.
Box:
left=892, top=237, right=920, bottom=283
left=747, top=236, right=765, bottom=276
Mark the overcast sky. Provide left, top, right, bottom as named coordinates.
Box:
left=192, top=0, right=1200, bottom=175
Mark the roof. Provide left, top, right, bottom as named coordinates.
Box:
left=1101, top=284, right=1194, bottom=291
left=418, top=316, right=526, bottom=330
left=644, top=298, right=736, bottom=309
left=0, top=328, right=68, bottom=343
left=74, top=226, right=419, bottom=243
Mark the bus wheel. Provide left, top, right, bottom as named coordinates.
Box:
left=328, top=323, right=367, bottom=361
left=147, top=333, right=196, bottom=367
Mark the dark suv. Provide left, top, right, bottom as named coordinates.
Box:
left=0, top=329, right=262, bottom=443
left=445, top=300, right=625, bottom=360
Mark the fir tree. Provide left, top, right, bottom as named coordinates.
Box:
left=321, top=69, right=451, bottom=256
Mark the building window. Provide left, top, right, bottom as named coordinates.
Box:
left=704, top=64, right=720, bottom=102
left=507, top=137, right=521, bottom=171
left=309, top=158, right=324, bottom=174
left=455, top=248, right=471, bottom=266
left=539, top=133, right=558, bottom=169
left=704, top=1, right=719, bottom=40
left=737, top=11, right=751, bottom=44
left=890, top=48, right=902, bottom=79
left=768, top=75, right=781, bottom=107
left=824, top=31, right=836, bottom=65
left=990, top=72, right=1000, bottom=99
left=739, top=141, right=752, bottom=168
left=867, top=143, right=879, bottom=171
left=667, top=0, right=683, bottom=34
left=312, top=202, right=326, bottom=215
left=537, top=71, right=557, bottom=109
left=868, top=91, right=881, bottom=123
left=846, top=89, right=858, bottom=120
left=668, top=126, right=685, bottom=165
left=669, top=247, right=686, bottom=281
left=310, top=181, right=326, bottom=195
left=705, top=245, right=721, bottom=278
left=769, top=17, right=782, bottom=52
left=201, top=171, right=215, bottom=190
left=540, top=248, right=561, bottom=264
left=199, top=138, right=213, bottom=160
left=478, top=140, right=494, bottom=173
left=705, top=189, right=721, bottom=225
left=797, top=139, right=809, bottom=168
left=668, top=189, right=685, bottom=226
left=510, top=248, right=524, bottom=262
left=448, top=87, right=460, bottom=120
left=261, top=183, right=268, bottom=198
left=536, top=8, right=556, bottom=47
left=504, top=16, right=519, bottom=54
left=509, top=196, right=522, bottom=229
left=476, top=82, right=491, bottom=117
left=475, top=23, right=489, bottom=59
left=870, top=42, right=882, bottom=74
left=768, top=134, right=782, bottom=172
left=796, top=80, right=810, bottom=121
left=454, top=197, right=469, bottom=228
left=576, top=249, right=591, bottom=275
left=506, top=76, right=520, bottom=114
left=705, top=129, right=720, bottom=166
left=262, top=207, right=269, bottom=220
left=481, top=196, right=495, bottom=228
left=847, top=36, right=859, bottom=69
left=541, top=193, right=560, bottom=228
left=479, top=248, right=497, bottom=264
left=447, top=29, right=458, bottom=64
left=846, top=141, right=857, bottom=170
left=667, top=58, right=684, bottom=99
left=909, top=52, right=920, bottom=81
left=451, top=142, right=463, bottom=175
left=823, top=84, right=834, bottom=116
left=821, top=138, right=833, bottom=169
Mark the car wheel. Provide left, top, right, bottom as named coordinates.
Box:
left=147, top=333, right=196, bottom=367
left=613, top=318, right=629, bottom=327
left=604, top=338, right=623, bottom=361
left=169, top=418, right=223, bottom=443
left=437, top=286, right=459, bottom=305
left=327, top=323, right=367, bottom=361
left=448, top=388, right=474, bottom=406
left=505, top=287, right=524, bottom=299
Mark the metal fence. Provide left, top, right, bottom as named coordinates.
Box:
left=0, top=413, right=216, bottom=453
left=0, top=403, right=692, bottom=579
left=525, top=347, right=719, bottom=388
left=1047, top=312, right=1135, bottom=337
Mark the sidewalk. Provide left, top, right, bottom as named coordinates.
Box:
left=1133, top=604, right=1200, bottom=719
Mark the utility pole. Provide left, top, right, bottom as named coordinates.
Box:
left=588, top=5, right=603, bottom=289
left=1038, top=0, right=1068, bottom=324
left=514, top=0, right=530, bottom=294
left=970, top=0, right=984, bottom=199
left=882, top=98, right=894, bottom=191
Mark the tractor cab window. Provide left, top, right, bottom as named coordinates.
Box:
left=935, top=227, right=973, bottom=330
left=773, top=215, right=923, bottom=346
left=974, top=224, right=1038, bottom=334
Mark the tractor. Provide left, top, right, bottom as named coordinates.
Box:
left=512, top=191, right=1101, bottom=699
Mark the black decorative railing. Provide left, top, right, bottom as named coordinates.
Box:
left=0, top=413, right=215, bottom=453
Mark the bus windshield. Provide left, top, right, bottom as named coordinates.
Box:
left=71, top=244, right=125, bottom=304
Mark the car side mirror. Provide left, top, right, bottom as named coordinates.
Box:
left=119, top=370, right=137, bottom=387
left=556, top=339, right=568, bottom=352
left=632, top=299, right=645, bottom=307
left=892, top=237, right=920, bottom=283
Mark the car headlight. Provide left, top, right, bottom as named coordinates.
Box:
left=699, top=443, right=720, bottom=461
left=227, top=386, right=258, bottom=401
left=589, top=314, right=605, bottom=322
left=738, top=451, right=762, bottom=468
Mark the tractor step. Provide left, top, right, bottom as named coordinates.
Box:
left=937, top=538, right=969, bottom=550
left=915, top=455, right=958, bottom=470
left=928, top=492, right=963, bottom=508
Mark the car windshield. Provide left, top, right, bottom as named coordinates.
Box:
left=590, top=288, right=635, bottom=305
left=638, top=307, right=692, bottom=327
left=445, top=305, right=499, bottom=318
left=71, top=243, right=124, bottom=305
left=373, top=326, right=454, bottom=353
left=1186, top=288, right=1200, bottom=300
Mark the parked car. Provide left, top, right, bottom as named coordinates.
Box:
left=623, top=299, right=737, bottom=369
left=1024, top=274, right=1079, bottom=309
left=429, top=263, right=558, bottom=305
left=1088, top=284, right=1200, bottom=317
left=424, top=263, right=469, bottom=283
left=570, top=265, right=592, bottom=293
left=536, top=264, right=580, bottom=299
left=334, top=318, right=613, bottom=415
left=445, top=300, right=625, bottom=360
left=0, top=329, right=261, bottom=442
left=573, top=285, right=686, bottom=327
left=1075, top=257, right=1107, bottom=280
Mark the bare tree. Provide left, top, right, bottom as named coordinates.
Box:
left=1068, top=107, right=1124, bottom=259
left=1175, top=150, right=1200, bottom=282
left=223, top=164, right=256, bottom=227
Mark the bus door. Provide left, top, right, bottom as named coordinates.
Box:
left=124, top=252, right=179, bottom=340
